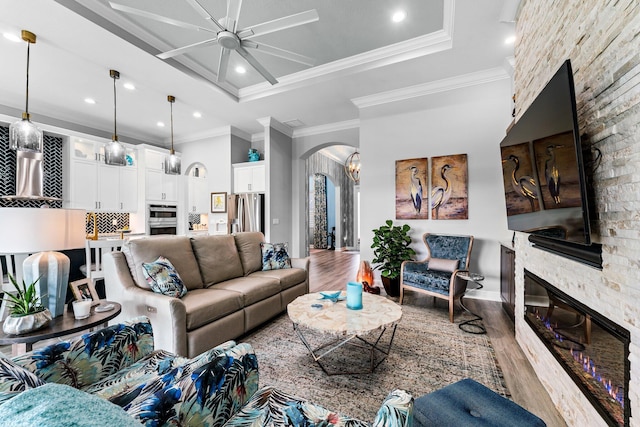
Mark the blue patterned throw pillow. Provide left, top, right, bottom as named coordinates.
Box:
left=260, top=242, right=292, bottom=271
left=142, top=256, right=187, bottom=298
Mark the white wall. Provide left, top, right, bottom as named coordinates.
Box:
left=358, top=78, right=513, bottom=299
left=266, top=126, right=293, bottom=244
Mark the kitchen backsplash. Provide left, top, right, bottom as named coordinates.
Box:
left=85, top=212, right=130, bottom=234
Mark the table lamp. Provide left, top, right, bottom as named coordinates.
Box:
left=0, top=208, right=86, bottom=317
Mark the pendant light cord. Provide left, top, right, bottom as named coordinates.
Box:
left=113, top=73, right=118, bottom=141
left=170, top=100, right=174, bottom=154
left=25, top=41, right=31, bottom=116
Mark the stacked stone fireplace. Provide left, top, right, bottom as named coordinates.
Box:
left=513, top=1, right=640, bottom=425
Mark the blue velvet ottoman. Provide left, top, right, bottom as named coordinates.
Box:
left=414, top=378, right=546, bottom=426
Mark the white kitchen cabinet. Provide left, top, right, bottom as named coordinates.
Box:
left=233, top=161, right=265, bottom=193
left=144, top=148, right=179, bottom=203
left=64, top=137, right=138, bottom=212
left=188, top=176, right=209, bottom=213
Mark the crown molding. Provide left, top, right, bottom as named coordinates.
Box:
left=257, top=117, right=294, bottom=137
left=292, top=119, right=360, bottom=138
left=351, top=66, right=510, bottom=109
left=238, top=1, right=455, bottom=103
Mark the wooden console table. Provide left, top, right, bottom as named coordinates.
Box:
left=0, top=301, right=121, bottom=356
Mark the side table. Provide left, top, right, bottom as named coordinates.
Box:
left=0, top=301, right=121, bottom=355
left=456, top=273, right=486, bottom=334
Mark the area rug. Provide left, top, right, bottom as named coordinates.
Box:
left=241, top=298, right=509, bottom=422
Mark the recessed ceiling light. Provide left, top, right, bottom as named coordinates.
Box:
left=3, top=32, right=21, bottom=42
left=392, top=10, right=406, bottom=23
left=157, top=121, right=165, bottom=127
left=123, top=82, right=135, bottom=90
left=505, top=35, right=516, bottom=45
left=84, top=98, right=96, bottom=104
left=235, top=66, right=246, bottom=74
left=193, top=112, right=202, bottom=118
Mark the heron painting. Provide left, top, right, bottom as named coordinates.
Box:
left=533, top=132, right=582, bottom=210
left=500, top=143, right=540, bottom=215
left=395, top=158, right=428, bottom=219
left=430, top=154, right=468, bottom=220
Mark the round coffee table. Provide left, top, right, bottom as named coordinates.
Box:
left=0, top=301, right=121, bottom=356
left=288, top=292, right=402, bottom=375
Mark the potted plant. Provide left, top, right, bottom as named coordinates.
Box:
left=2, top=274, right=52, bottom=335
left=371, top=220, right=416, bottom=297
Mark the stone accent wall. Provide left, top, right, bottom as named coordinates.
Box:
left=514, top=0, right=640, bottom=425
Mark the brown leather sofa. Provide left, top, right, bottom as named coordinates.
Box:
left=103, top=232, right=309, bottom=357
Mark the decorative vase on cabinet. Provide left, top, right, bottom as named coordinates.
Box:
left=248, top=149, right=260, bottom=162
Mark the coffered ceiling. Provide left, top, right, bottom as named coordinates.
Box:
left=0, top=0, right=517, bottom=148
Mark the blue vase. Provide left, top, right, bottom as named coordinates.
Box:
left=248, top=149, right=260, bottom=162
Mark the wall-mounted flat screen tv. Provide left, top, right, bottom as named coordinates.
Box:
left=499, top=60, right=592, bottom=245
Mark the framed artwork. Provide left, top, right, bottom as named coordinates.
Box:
left=211, top=192, right=227, bottom=213
left=430, top=153, right=469, bottom=220
left=395, top=158, right=428, bottom=219
left=500, top=143, right=540, bottom=216
left=70, top=278, right=99, bottom=302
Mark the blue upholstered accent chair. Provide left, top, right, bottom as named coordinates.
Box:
left=400, top=233, right=474, bottom=322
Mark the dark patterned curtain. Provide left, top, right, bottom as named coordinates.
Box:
left=313, top=174, right=328, bottom=248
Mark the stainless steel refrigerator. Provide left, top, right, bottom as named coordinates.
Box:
left=227, top=193, right=265, bottom=234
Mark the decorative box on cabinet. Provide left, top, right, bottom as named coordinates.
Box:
left=64, top=137, right=138, bottom=212
left=233, top=161, right=265, bottom=193
left=500, top=244, right=516, bottom=323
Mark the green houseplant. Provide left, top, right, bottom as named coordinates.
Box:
left=371, top=220, right=416, bottom=297
left=2, top=274, right=52, bottom=335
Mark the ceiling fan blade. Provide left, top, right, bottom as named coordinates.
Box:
left=236, top=46, right=278, bottom=85
left=217, top=48, right=231, bottom=83
left=157, top=38, right=219, bottom=59
left=226, top=0, right=243, bottom=32
left=241, top=41, right=315, bottom=67
left=238, top=9, right=319, bottom=40
left=184, top=0, right=227, bottom=31
left=109, top=2, right=217, bottom=33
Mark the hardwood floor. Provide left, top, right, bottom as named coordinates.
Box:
left=309, top=249, right=567, bottom=427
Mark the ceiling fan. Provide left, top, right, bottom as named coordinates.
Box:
left=109, top=0, right=318, bottom=85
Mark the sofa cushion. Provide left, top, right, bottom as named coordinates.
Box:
left=12, top=317, right=154, bottom=389
left=225, top=386, right=368, bottom=427
left=234, top=232, right=265, bottom=275
left=428, top=257, right=459, bottom=273
left=142, top=256, right=187, bottom=298
left=190, top=235, right=244, bottom=285
left=181, top=288, right=244, bottom=331
left=212, top=276, right=281, bottom=306
left=123, top=235, right=204, bottom=291
left=248, top=268, right=307, bottom=291
left=260, top=242, right=292, bottom=270
left=0, top=383, right=141, bottom=427
left=0, top=356, right=46, bottom=405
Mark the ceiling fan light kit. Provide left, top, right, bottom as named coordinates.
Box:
left=104, top=69, right=127, bottom=166
left=9, top=30, right=43, bottom=153
left=109, top=0, right=319, bottom=86
left=164, top=95, right=181, bottom=175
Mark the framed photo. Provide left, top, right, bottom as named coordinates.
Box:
left=211, top=192, right=227, bottom=213
left=395, top=157, right=428, bottom=220
left=70, top=278, right=99, bottom=303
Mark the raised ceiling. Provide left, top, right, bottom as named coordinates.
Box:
left=0, top=0, right=516, bottom=147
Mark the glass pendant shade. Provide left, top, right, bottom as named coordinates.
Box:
left=344, top=151, right=361, bottom=184
left=105, top=69, right=126, bottom=166
left=9, top=115, right=43, bottom=152
left=164, top=95, right=181, bottom=175
left=10, top=30, right=43, bottom=153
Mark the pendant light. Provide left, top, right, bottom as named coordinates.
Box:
left=164, top=95, right=181, bottom=175
left=9, top=30, right=43, bottom=152
left=344, top=150, right=361, bottom=184
left=104, top=69, right=126, bottom=166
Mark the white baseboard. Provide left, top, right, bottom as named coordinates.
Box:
left=463, top=289, right=501, bottom=302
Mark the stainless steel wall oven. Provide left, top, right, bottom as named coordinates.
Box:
left=147, top=204, right=177, bottom=235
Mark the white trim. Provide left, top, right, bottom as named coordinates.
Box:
left=463, top=289, right=501, bottom=302
left=257, top=117, right=293, bottom=137
left=351, top=67, right=511, bottom=109
left=292, top=119, right=360, bottom=138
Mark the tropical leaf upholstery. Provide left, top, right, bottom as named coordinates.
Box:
left=12, top=316, right=154, bottom=389
left=0, top=356, right=47, bottom=405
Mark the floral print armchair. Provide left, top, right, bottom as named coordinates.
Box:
left=0, top=316, right=413, bottom=426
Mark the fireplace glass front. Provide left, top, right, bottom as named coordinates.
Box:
left=523, top=269, right=630, bottom=426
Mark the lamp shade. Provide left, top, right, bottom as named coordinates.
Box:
left=0, top=208, right=86, bottom=253
left=9, top=117, right=43, bottom=152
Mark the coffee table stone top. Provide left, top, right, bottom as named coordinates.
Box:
left=288, top=292, right=402, bottom=336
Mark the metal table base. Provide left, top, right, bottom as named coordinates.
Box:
left=293, top=323, right=398, bottom=375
